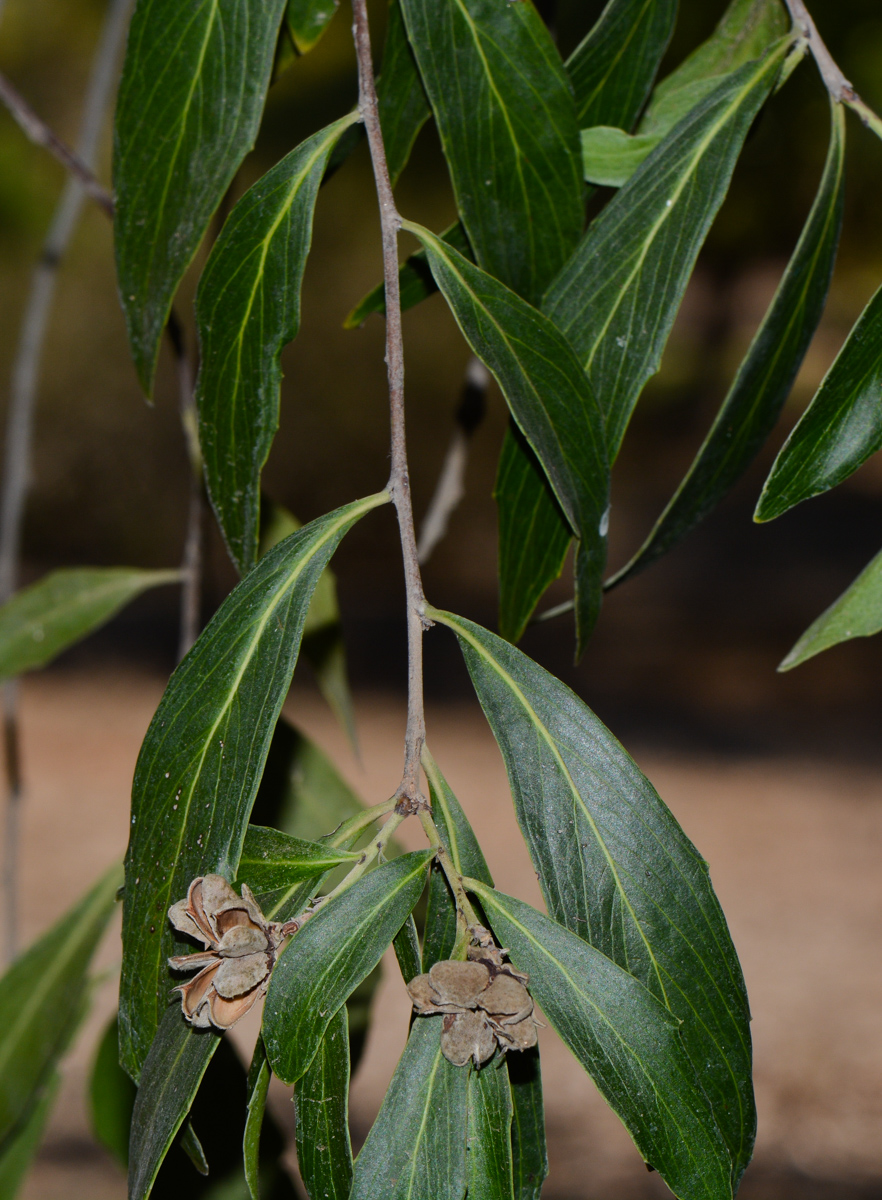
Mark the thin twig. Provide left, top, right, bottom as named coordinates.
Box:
left=352, top=0, right=430, bottom=815
left=0, top=0, right=134, bottom=965
left=417, top=357, right=489, bottom=565
left=783, top=0, right=882, bottom=139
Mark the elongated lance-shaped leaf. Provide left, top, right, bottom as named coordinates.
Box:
left=609, top=98, right=846, bottom=588
left=507, top=1049, right=547, bottom=1200
left=778, top=544, right=882, bottom=670
left=566, top=0, right=678, bottom=129
left=114, top=0, right=288, bottom=393
left=0, top=863, right=120, bottom=1146
left=344, top=221, right=472, bottom=329
left=197, top=114, right=360, bottom=574
left=581, top=127, right=663, bottom=188
left=545, top=38, right=791, bottom=461
left=127, top=1007, right=221, bottom=1200
left=756, top=281, right=882, bottom=520
left=263, top=850, right=432, bottom=1084
left=286, top=0, right=338, bottom=54
left=0, top=1071, right=60, bottom=1200
left=377, top=0, right=431, bottom=186
left=350, top=1016, right=469, bottom=1200
left=399, top=0, right=583, bottom=307
left=470, top=885, right=733, bottom=1200
left=406, top=224, right=609, bottom=651
left=431, top=610, right=754, bottom=1186
left=468, top=1055, right=515, bottom=1200
left=121, top=493, right=388, bottom=1080
left=89, top=1016, right=136, bottom=1169
left=393, top=915, right=423, bottom=983
left=0, top=568, right=180, bottom=680
left=244, top=1038, right=271, bottom=1200
left=236, top=825, right=359, bottom=903
left=294, top=1005, right=353, bottom=1200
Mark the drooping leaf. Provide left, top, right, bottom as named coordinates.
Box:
left=778, top=545, right=882, bottom=670
left=467, top=1055, right=515, bottom=1200
left=349, top=1017, right=469, bottom=1200
left=114, top=0, right=289, bottom=393
left=405, top=224, right=609, bottom=651
left=545, top=38, right=792, bottom=460
left=756, top=281, right=882, bottom=520
left=121, top=493, right=388, bottom=1081
left=393, top=914, right=423, bottom=983
left=236, top=824, right=359, bottom=905
left=127, top=1007, right=221, bottom=1200
left=609, top=98, right=846, bottom=587
left=398, top=0, right=583, bottom=308
left=244, top=1038, right=271, bottom=1200
left=89, top=1016, right=137, bottom=1168
left=580, top=126, right=663, bottom=187
left=0, top=1072, right=60, bottom=1200
left=0, top=864, right=120, bottom=1146
left=566, top=0, right=678, bottom=129
left=469, top=885, right=733, bottom=1200
left=377, top=0, right=432, bottom=186
left=507, top=1049, right=547, bottom=1200
left=263, top=850, right=432, bottom=1084
left=196, top=114, right=360, bottom=575
left=0, top=568, right=180, bottom=680
left=343, top=221, right=473, bottom=329
left=179, top=1120, right=209, bottom=1175
left=286, top=0, right=339, bottom=54
left=431, top=610, right=754, bottom=1187
left=294, top=1005, right=353, bottom=1200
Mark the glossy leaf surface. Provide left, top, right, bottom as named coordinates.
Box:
left=566, top=0, right=677, bottom=128
left=294, top=1005, right=353, bottom=1200
left=377, top=0, right=431, bottom=186
left=433, top=610, right=754, bottom=1185
left=470, top=885, right=732, bottom=1200
left=350, top=1017, right=468, bottom=1200
left=121, top=494, right=388, bottom=1080
left=0, top=1072, right=59, bottom=1200
left=545, top=40, right=790, bottom=459
left=610, top=99, right=845, bottom=587
left=114, top=0, right=288, bottom=392
left=399, top=0, right=583, bottom=307
left=0, top=568, right=179, bottom=680
left=467, top=1056, right=515, bottom=1200
left=237, top=824, right=358, bottom=894
left=779, top=545, right=882, bottom=670
left=263, top=850, right=432, bottom=1084
left=244, top=1038, right=270, bottom=1200
left=286, top=0, right=338, bottom=54
left=507, top=1050, right=547, bottom=1200
left=0, top=864, right=120, bottom=1146
left=756, top=281, right=882, bottom=520
left=407, top=225, right=609, bottom=650
left=197, top=114, right=360, bottom=574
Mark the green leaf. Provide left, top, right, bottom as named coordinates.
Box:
left=244, top=1038, right=271, bottom=1200
left=196, top=114, right=360, bottom=575
left=494, top=426, right=572, bottom=644
left=566, top=0, right=678, bottom=129
left=398, top=0, right=583, bottom=307
left=0, top=863, right=120, bottom=1146
left=756, top=281, right=882, bottom=520
left=507, top=1050, right=547, bottom=1200
left=286, top=0, right=339, bottom=54
left=293, top=1005, right=353, bottom=1200
left=467, top=1056, right=515, bottom=1200
left=469, top=885, right=733, bottom=1200
left=89, top=1016, right=136, bottom=1168
left=778, top=545, right=882, bottom=670
left=350, top=1017, right=469, bottom=1200
left=121, top=493, right=388, bottom=1081
left=393, top=915, right=423, bottom=984
left=545, top=38, right=791, bottom=460
left=180, top=1120, right=209, bottom=1175
left=639, top=0, right=789, bottom=140
left=580, top=126, right=662, bottom=187
left=431, top=610, right=754, bottom=1187
left=610, top=98, right=846, bottom=587
left=405, top=223, right=609, bottom=651
left=114, top=0, right=289, bottom=393
left=343, top=221, right=472, bottom=329
left=236, top=824, right=359, bottom=909
left=263, top=850, right=432, bottom=1084
left=377, top=0, right=432, bottom=187
left=0, top=568, right=180, bottom=680
left=127, top=1008, right=221, bottom=1200
left=0, top=1072, right=60, bottom=1200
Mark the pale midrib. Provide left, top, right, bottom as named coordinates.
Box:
left=7, top=573, right=176, bottom=643
left=404, top=1044, right=445, bottom=1200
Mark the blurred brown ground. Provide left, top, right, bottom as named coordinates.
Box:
left=8, top=669, right=882, bottom=1200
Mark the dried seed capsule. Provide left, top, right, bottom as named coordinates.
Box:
left=428, top=959, right=490, bottom=1008
left=440, top=1010, right=497, bottom=1067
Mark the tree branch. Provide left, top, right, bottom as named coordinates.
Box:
left=783, top=0, right=882, bottom=139
left=352, top=0, right=430, bottom=815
